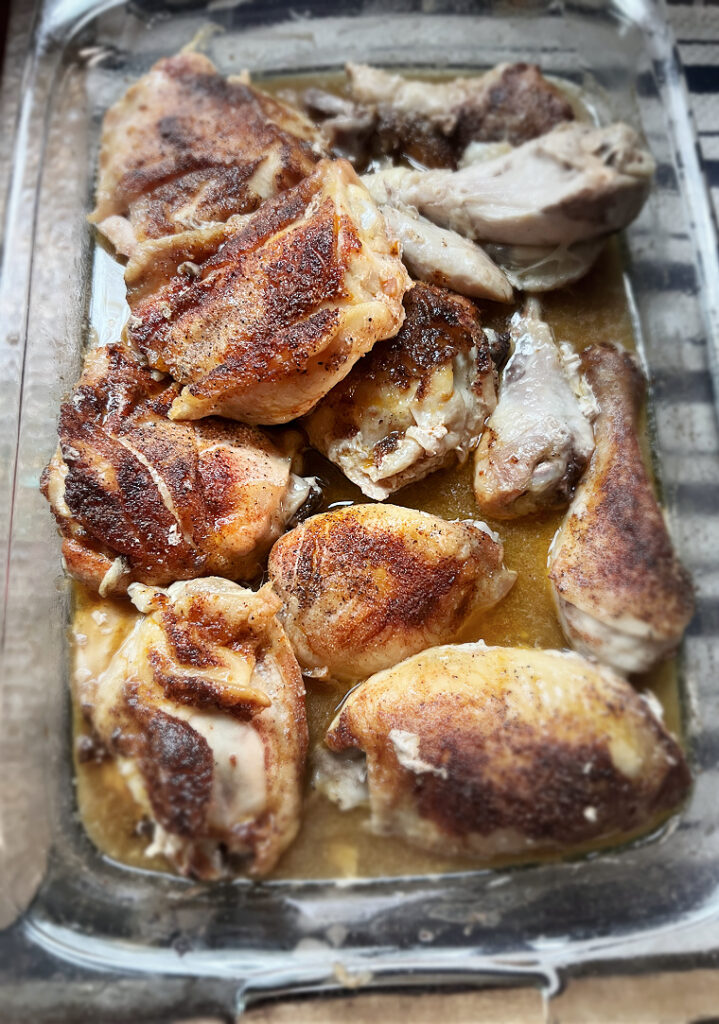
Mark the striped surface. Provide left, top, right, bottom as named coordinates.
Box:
left=667, top=1, right=719, bottom=225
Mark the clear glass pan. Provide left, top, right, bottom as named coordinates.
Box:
left=2, top=0, right=719, bottom=1018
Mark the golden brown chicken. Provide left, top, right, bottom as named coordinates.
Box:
left=320, top=642, right=690, bottom=858
left=268, top=504, right=515, bottom=681
left=304, top=282, right=499, bottom=498
left=548, top=345, right=694, bottom=674
left=125, top=159, right=411, bottom=425
left=88, top=52, right=323, bottom=256
left=83, top=579, right=307, bottom=878
left=41, top=344, right=313, bottom=595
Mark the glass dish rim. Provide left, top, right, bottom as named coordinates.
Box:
left=2, top=0, right=719, bottom=1005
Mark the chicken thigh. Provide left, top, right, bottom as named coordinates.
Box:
left=89, top=52, right=323, bottom=256
left=125, top=159, right=411, bottom=424
left=41, top=345, right=313, bottom=595
left=268, top=504, right=515, bottom=681
left=305, top=282, right=499, bottom=498
left=320, top=642, right=690, bottom=858
left=548, top=345, right=695, bottom=674
left=85, top=578, right=307, bottom=878
left=365, top=121, right=654, bottom=247
left=473, top=301, right=595, bottom=518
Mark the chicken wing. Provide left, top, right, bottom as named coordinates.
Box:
left=268, top=504, right=515, bottom=681
left=305, top=283, right=499, bottom=499
left=473, top=301, right=595, bottom=518
left=85, top=579, right=307, bottom=878
left=548, top=345, right=695, bottom=674
left=361, top=177, right=513, bottom=302
left=125, top=159, right=411, bottom=424
left=41, top=345, right=313, bottom=595
left=365, top=121, right=654, bottom=248
left=88, top=52, right=323, bottom=256
left=321, top=642, right=690, bottom=858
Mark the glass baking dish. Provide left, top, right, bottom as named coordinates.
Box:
left=2, top=0, right=719, bottom=1017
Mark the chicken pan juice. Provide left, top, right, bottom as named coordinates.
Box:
left=69, top=68, right=686, bottom=880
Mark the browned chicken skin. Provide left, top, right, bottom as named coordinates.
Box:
left=83, top=579, right=307, bottom=878
left=268, top=504, right=515, bottom=681
left=548, top=345, right=695, bottom=674
left=452, top=62, right=576, bottom=150
left=321, top=643, right=690, bottom=859
left=125, top=158, right=411, bottom=424
left=41, top=345, right=311, bottom=595
left=304, top=282, right=499, bottom=498
left=329, top=62, right=575, bottom=171
left=89, top=52, right=323, bottom=255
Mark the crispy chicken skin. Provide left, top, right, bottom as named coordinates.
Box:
left=321, top=642, right=690, bottom=858
left=41, top=345, right=311, bottom=595
left=89, top=52, right=323, bottom=256
left=473, top=300, right=595, bottom=518
left=548, top=345, right=695, bottom=674
left=268, top=504, right=515, bottom=682
left=366, top=122, right=654, bottom=248
left=304, top=283, right=499, bottom=499
left=125, top=159, right=411, bottom=424
left=84, top=579, right=307, bottom=878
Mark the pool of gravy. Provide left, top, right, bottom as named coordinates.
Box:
left=71, top=73, right=684, bottom=881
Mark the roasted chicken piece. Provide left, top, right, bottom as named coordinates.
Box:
left=305, top=283, right=499, bottom=499
left=268, top=504, right=515, bottom=681
left=365, top=122, right=654, bottom=248
left=362, top=173, right=512, bottom=302
left=88, top=52, right=323, bottom=256
left=382, top=204, right=513, bottom=302
left=320, top=642, right=690, bottom=858
left=85, top=579, right=307, bottom=878
left=41, top=345, right=313, bottom=596
left=473, top=301, right=595, bottom=518
left=338, top=62, right=574, bottom=169
left=301, top=88, right=379, bottom=167
left=548, top=345, right=695, bottom=674
left=125, top=159, right=411, bottom=424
